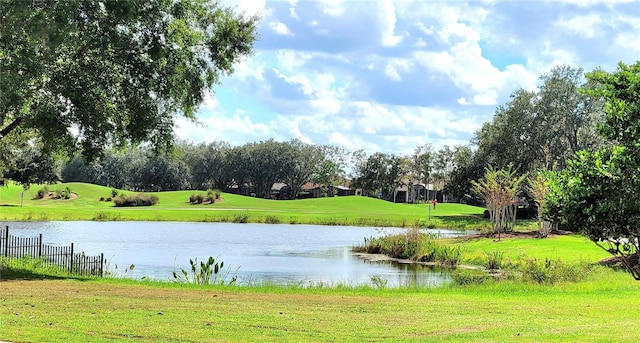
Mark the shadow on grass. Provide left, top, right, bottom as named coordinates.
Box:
left=433, top=215, right=488, bottom=230
left=0, top=266, right=71, bottom=281
left=0, top=260, right=93, bottom=281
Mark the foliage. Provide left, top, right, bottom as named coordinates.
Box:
left=471, top=164, right=527, bottom=238
left=546, top=61, right=640, bottom=280
left=353, top=152, right=409, bottom=201
left=0, top=0, right=259, bottom=160
left=355, top=229, right=462, bottom=266
left=448, top=65, right=604, bottom=201
left=451, top=269, right=491, bottom=286
left=528, top=170, right=555, bottom=237
left=113, top=193, right=159, bottom=207
left=173, top=256, right=237, bottom=286
left=36, top=186, right=49, bottom=199
left=518, top=258, right=593, bottom=284
left=485, top=250, right=505, bottom=270
left=264, top=215, right=280, bottom=224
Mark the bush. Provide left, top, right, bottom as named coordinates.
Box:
left=189, top=193, right=204, bottom=204
left=113, top=193, right=159, bottom=207
left=207, top=189, right=221, bottom=200
left=173, top=256, right=237, bottom=286
left=232, top=213, right=249, bottom=223
left=111, top=188, right=119, bottom=198
left=354, top=229, right=451, bottom=262
left=485, top=251, right=505, bottom=270
left=36, top=186, right=49, bottom=199
left=451, top=269, right=491, bottom=286
left=435, top=245, right=462, bottom=267
left=264, top=215, right=280, bottom=224
left=519, top=258, right=593, bottom=284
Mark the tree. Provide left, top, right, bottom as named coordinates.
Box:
left=353, top=153, right=407, bottom=202
left=472, top=165, right=526, bottom=239
left=312, top=145, right=349, bottom=197
left=0, top=0, right=258, bottom=160
left=528, top=170, right=554, bottom=237
left=536, top=65, right=604, bottom=166
left=141, top=153, right=191, bottom=192
left=282, top=139, right=324, bottom=200
left=546, top=62, right=640, bottom=279
left=432, top=145, right=455, bottom=201
left=444, top=145, right=479, bottom=203
left=3, top=144, right=60, bottom=186
left=410, top=144, right=433, bottom=203
left=180, top=141, right=231, bottom=190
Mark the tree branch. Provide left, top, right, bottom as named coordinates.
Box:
left=0, top=117, right=23, bottom=138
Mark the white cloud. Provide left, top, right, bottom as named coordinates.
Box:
left=378, top=0, right=403, bottom=47
left=187, top=0, right=639, bottom=156
left=413, top=38, right=427, bottom=48
left=555, top=13, right=603, bottom=37
left=269, top=20, right=293, bottom=36
left=289, top=7, right=299, bottom=19
left=384, top=58, right=411, bottom=81
left=228, top=0, right=266, bottom=18
left=318, top=0, right=346, bottom=17
left=557, top=0, right=637, bottom=7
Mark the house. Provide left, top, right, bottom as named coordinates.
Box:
left=393, top=181, right=444, bottom=203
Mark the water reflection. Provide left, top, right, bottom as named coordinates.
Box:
left=2, top=221, right=468, bottom=287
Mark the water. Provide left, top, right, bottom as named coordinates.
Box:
left=1, top=221, right=470, bottom=287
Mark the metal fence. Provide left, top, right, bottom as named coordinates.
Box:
left=0, top=226, right=103, bottom=277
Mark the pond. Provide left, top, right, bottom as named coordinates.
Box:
left=2, top=221, right=471, bottom=287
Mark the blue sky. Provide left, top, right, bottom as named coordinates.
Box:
left=174, top=0, right=640, bottom=156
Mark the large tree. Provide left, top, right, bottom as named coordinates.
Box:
left=0, top=0, right=258, bottom=160
left=546, top=62, right=640, bottom=279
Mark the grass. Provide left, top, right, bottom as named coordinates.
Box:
left=450, top=234, right=613, bottom=265
left=1, top=268, right=640, bottom=342
left=0, top=182, right=499, bottom=229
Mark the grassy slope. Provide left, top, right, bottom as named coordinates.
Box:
left=0, top=182, right=495, bottom=229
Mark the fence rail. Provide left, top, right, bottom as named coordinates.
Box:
left=0, top=226, right=103, bottom=277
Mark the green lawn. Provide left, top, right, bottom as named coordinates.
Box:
left=0, top=182, right=497, bottom=229
left=1, top=270, right=639, bottom=342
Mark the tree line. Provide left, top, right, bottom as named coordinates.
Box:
left=3, top=63, right=611, bottom=204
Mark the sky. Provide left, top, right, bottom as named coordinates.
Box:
left=174, top=0, right=640, bottom=156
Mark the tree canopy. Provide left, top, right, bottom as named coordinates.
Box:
left=546, top=61, right=640, bottom=279
left=0, top=0, right=258, bottom=159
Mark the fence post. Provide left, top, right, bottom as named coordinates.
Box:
left=38, top=234, right=43, bottom=258
left=100, top=253, right=104, bottom=277
left=3, top=226, right=8, bottom=257
left=70, top=242, right=74, bottom=273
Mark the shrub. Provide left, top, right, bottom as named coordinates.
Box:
left=232, top=213, right=249, bottom=223
left=99, top=197, right=105, bottom=202
left=519, top=258, right=593, bottom=284
left=36, top=186, right=49, bottom=199
left=435, top=245, right=462, bottom=267
left=207, top=189, right=221, bottom=201
left=111, top=188, right=119, bottom=198
left=451, top=269, right=491, bottom=286
left=173, top=256, right=237, bottom=285
left=189, top=193, right=204, bottom=204
left=113, top=193, right=159, bottom=207
left=354, top=229, right=445, bottom=261
left=485, top=251, right=505, bottom=270
left=264, top=215, right=280, bottom=224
